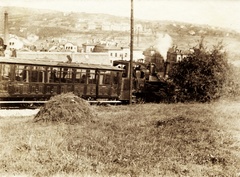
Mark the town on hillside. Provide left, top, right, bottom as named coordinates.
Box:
left=0, top=11, right=192, bottom=66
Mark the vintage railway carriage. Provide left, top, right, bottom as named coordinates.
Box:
left=0, top=57, right=123, bottom=105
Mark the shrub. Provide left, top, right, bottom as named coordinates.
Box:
left=169, top=38, right=234, bottom=102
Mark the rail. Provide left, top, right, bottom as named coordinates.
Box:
left=0, top=100, right=122, bottom=105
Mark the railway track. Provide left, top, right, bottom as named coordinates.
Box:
left=0, top=100, right=122, bottom=109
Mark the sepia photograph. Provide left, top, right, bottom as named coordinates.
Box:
left=0, top=0, right=240, bottom=176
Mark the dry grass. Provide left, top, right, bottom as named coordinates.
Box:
left=0, top=101, right=240, bottom=177
left=34, top=93, right=96, bottom=124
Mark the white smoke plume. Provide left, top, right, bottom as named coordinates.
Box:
left=155, top=33, right=173, bottom=61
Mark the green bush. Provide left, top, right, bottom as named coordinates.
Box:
left=169, top=39, right=234, bottom=102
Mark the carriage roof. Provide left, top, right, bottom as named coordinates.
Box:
left=0, top=57, right=123, bottom=71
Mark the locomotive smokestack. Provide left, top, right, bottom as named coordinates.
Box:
left=4, top=11, right=9, bottom=48
left=155, top=33, right=172, bottom=61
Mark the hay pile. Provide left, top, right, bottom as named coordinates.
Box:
left=34, top=93, right=96, bottom=124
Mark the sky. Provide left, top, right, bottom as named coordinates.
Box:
left=1, top=0, right=240, bottom=32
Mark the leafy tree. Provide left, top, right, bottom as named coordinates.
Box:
left=169, top=38, right=232, bottom=102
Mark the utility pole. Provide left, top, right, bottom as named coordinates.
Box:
left=137, top=27, right=139, bottom=47
left=129, top=0, right=134, bottom=104
left=4, top=12, right=9, bottom=44
left=4, top=11, right=9, bottom=50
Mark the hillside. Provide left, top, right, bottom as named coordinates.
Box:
left=1, top=6, right=240, bottom=61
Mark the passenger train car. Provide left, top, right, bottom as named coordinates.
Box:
left=0, top=57, right=126, bottom=107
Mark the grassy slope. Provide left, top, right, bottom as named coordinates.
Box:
left=0, top=102, right=240, bottom=177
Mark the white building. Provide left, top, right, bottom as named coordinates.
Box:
left=65, top=42, right=78, bottom=53
left=8, top=35, right=23, bottom=50
left=107, top=46, right=144, bottom=64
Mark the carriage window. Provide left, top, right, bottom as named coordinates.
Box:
left=15, top=65, right=28, bottom=82
left=75, top=69, right=87, bottom=83
left=87, top=69, right=96, bottom=84
left=29, top=66, right=45, bottom=83
left=61, top=67, right=73, bottom=83
left=112, top=71, right=119, bottom=84
left=48, top=67, right=60, bottom=83
left=0, top=64, right=11, bottom=81
left=99, top=71, right=111, bottom=84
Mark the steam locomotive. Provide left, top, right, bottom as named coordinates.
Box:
left=0, top=39, right=174, bottom=107
left=113, top=59, right=175, bottom=103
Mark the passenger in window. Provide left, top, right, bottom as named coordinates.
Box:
left=15, top=74, right=21, bottom=81
left=81, top=74, right=86, bottom=83
left=20, top=66, right=27, bottom=81
left=72, top=68, right=76, bottom=82
left=50, top=69, right=57, bottom=82
left=62, top=68, right=68, bottom=79
left=32, top=69, right=38, bottom=82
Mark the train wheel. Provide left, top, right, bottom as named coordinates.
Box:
left=136, top=97, right=145, bottom=104
left=20, top=98, right=28, bottom=108
left=20, top=98, right=36, bottom=109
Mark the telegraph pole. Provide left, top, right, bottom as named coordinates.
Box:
left=129, top=0, right=134, bottom=104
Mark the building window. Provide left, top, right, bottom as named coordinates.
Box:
left=110, top=53, right=113, bottom=56
left=115, top=53, right=117, bottom=57
left=125, top=53, right=127, bottom=57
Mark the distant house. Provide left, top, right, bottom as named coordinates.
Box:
left=82, top=43, right=97, bottom=53
left=94, top=43, right=144, bottom=64
left=65, top=42, right=77, bottom=53
left=82, top=40, right=144, bottom=64
left=167, top=46, right=189, bottom=63
left=8, top=36, right=23, bottom=50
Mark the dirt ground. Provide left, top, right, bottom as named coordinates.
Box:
left=0, top=109, right=39, bottom=117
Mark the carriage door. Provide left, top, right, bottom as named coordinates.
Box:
left=28, top=66, right=45, bottom=95
left=98, top=70, right=111, bottom=99
left=85, top=69, right=96, bottom=98
left=73, top=69, right=86, bottom=97
left=59, top=67, right=74, bottom=94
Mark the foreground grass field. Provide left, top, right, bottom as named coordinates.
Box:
left=0, top=101, right=240, bottom=177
